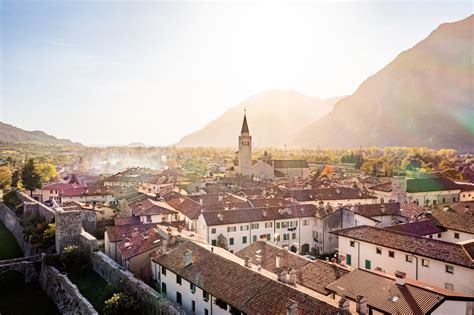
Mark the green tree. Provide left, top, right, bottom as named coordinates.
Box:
left=0, top=166, right=12, bottom=188
left=21, top=158, right=43, bottom=196
left=11, top=170, right=21, bottom=188
left=216, top=233, right=229, bottom=250
left=103, top=293, right=139, bottom=315
left=36, top=162, right=58, bottom=182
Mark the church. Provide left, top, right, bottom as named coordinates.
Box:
left=233, top=111, right=310, bottom=180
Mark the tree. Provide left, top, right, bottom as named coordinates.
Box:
left=216, top=233, right=229, bottom=250
left=36, top=162, right=58, bottom=182
left=21, top=158, right=43, bottom=196
left=0, top=166, right=12, bottom=188
left=11, top=170, right=21, bottom=188
left=320, top=165, right=334, bottom=178
left=103, top=293, right=139, bottom=315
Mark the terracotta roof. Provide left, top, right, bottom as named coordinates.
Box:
left=384, top=220, right=446, bottom=236
left=248, top=198, right=295, bottom=208
left=114, top=216, right=141, bottom=226
left=331, top=226, right=474, bottom=269
left=165, top=196, right=202, bottom=219
left=427, top=208, right=474, bottom=234
left=201, top=204, right=317, bottom=226
left=399, top=203, right=425, bottom=219
left=132, top=198, right=177, bottom=216
left=106, top=222, right=157, bottom=242
left=326, top=269, right=473, bottom=314
left=188, top=193, right=246, bottom=206
left=118, top=228, right=164, bottom=260
left=369, top=182, right=392, bottom=192
left=406, top=177, right=460, bottom=193
left=353, top=202, right=402, bottom=217
left=272, top=160, right=309, bottom=169
left=235, top=241, right=350, bottom=295
left=450, top=201, right=474, bottom=215
left=284, top=187, right=376, bottom=202
left=153, top=242, right=344, bottom=314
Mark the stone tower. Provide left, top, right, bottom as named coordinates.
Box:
left=238, top=110, right=252, bottom=176
left=391, top=175, right=407, bottom=203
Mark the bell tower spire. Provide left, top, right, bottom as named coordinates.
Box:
left=238, top=108, right=252, bottom=176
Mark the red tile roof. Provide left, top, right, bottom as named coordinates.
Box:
left=353, top=202, right=402, bottom=217
left=132, top=198, right=177, bottom=216
left=118, top=228, right=164, bottom=260
left=384, top=220, right=446, bottom=236
left=284, top=187, right=376, bottom=202
left=106, top=223, right=157, bottom=242
left=332, top=226, right=474, bottom=269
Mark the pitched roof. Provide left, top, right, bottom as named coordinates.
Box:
left=201, top=204, right=317, bottom=226
left=369, top=182, right=392, bottom=192
left=326, top=269, right=472, bottom=314
left=353, top=202, right=402, bottom=217
left=427, top=208, right=474, bottom=234
left=165, top=196, right=202, bottom=219
left=384, top=220, right=446, bottom=236
left=118, top=228, right=164, bottom=260
left=153, top=241, right=344, bottom=314
left=332, top=226, right=474, bottom=268
left=188, top=193, right=246, bottom=206
left=235, top=241, right=350, bottom=295
left=284, top=187, right=376, bottom=202
left=272, top=160, right=309, bottom=169
left=106, top=222, right=157, bottom=242
left=406, top=177, right=460, bottom=193
left=241, top=113, right=249, bottom=134
left=132, top=198, right=177, bottom=216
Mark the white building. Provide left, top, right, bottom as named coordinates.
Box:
left=283, top=187, right=377, bottom=207
left=332, top=225, right=474, bottom=306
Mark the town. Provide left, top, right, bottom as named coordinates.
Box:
left=0, top=112, right=473, bottom=315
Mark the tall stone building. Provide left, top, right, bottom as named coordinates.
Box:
left=237, top=111, right=252, bottom=176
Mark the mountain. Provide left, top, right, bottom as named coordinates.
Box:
left=292, top=15, right=474, bottom=151
left=0, top=122, right=82, bottom=147
left=177, top=90, right=345, bottom=147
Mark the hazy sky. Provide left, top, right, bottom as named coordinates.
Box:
left=1, top=1, right=472, bottom=145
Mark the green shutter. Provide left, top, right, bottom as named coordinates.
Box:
left=346, top=254, right=352, bottom=266
left=365, top=259, right=371, bottom=269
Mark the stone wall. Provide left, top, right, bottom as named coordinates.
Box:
left=39, top=264, right=98, bottom=315
left=55, top=209, right=83, bottom=253
left=17, top=192, right=55, bottom=223
left=80, top=209, right=97, bottom=235
left=0, top=202, right=33, bottom=256
left=91, top=251, right=182, bottom=315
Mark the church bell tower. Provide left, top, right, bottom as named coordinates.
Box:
left=238, top=109, right=252, bottom=176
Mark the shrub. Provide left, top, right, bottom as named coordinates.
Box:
left=103, top=292, right=140, bottom=315
left=61, top=245, right=87, bottom=271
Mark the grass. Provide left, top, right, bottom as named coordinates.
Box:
left=0, top=271, right=60, bottom=315
left=0, top=221, right=24, bottom=260
left=67, top=267, right=113, bottom=314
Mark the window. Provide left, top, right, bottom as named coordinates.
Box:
left=346, top=254, right=352, bottom=266
left=211, top=240, right=217, bottom=246
left=252, top=235, right=257, bottom=242
left=376, top=247, right=382, bottom=255
left=161, top=267, right=167, bottom=275
left=406, top=255, right=413, bottom=263
left=445, top=283, right=454, bottom=291
left=242, top=236, right=247, bottom=244
left=229, top=237, right=234, bottom=245
left=283, top=234, right=289, bottom=241
left=240, top=225, right=249, bottom=231
left=350, top=240, right=355, bottom=247
left=161, top=282, right=167, bottom=295
left=203, top=291, right=209, bottom=301
left=292, top=232, right=297, bottom=240
left=422, top=259, right=430, bottom=267
left=176, top=275, right=181, bottom=285
left=205, top=309, right=209, bottom=315
left=454, top=232, right=460, bottom=239
left=388, top=251, right=395, bottom=258
left=429, top=235, right=433, bottom=239
left=192, top=300, right=195, bottom=312
left=438, top=233, right=442, bottom=238
left=211, top=228, right=216, bottom=234
left=251, top=223, right=259, bottom=229
left=265, top=222, right=273, bottom=228
left=282, top=222, right=288, bottom=228
left=446, top=265, right=454, bottom=274
left=176, top=292, right=182, bottom=305
left=190, top=283, right=196, bottom=293
left=276, top=222, right=281, bottom=229
left=266, top=233, right=271, bottom=241
left=227, top=226, right=236, bottom=233
left=302, top=219, right=309, bottom=226
left=365, top=259, right=371, bottom=270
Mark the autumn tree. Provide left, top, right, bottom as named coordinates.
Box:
left=0, top=166, right=12, bottom=188
left=36, top=162, right=59, bottom=182
left=21, top=158, right=43, bottom=196
left=11, top=170, right=21, bottom=188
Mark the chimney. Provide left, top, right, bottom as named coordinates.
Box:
left=336, top=188, right=340, bottom=194
left=380, top=204, right=385, bottom=213
left=183, top=250, right=193, bottom=267
left=443, top=205, right=449, bottom=211
left=358, top=191, right=362, bottom=197
left=244, top=257, right=252, bottom=268
left=287, top=208, right=292, bottom=215
left=199, top=198, right=203, bottom=205
left=217, top=213, right=224, bottom=221
left=124, top=238, right=131, bottom=248
left=286, top=300, right=298, bottom=315
left=356, top=295, right=368, bottom=315
left=288, top=269, right=297, bottom=285
left=395, top=270, right=407, bottom=286
left=218, top=194, right=223, bottom=202
left=338, top=296, right=350, bottom=311
left=276, top=253, right=282, bottom=268
left=278, top=270, right=287, bottom=283
left=262, top=209, right=267, bottom=217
